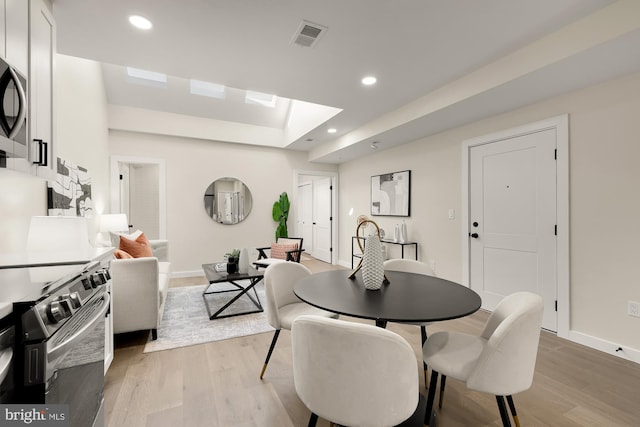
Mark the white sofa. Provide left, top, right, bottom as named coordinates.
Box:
left=110, top=240, right=170, bottom=340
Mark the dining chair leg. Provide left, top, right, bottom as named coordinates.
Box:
left=496, top=395, right=512, bottom=427
left=421, top=325, right=428, bottom=386
left=506, top=395, right=520, bottom=427
left=260, top=329, right=281, bottom=379
left=424, top=369, right=439, bottom=426
left=438, top=374, right=447, bottom=409
left=307, top=413, right=318, bottom=427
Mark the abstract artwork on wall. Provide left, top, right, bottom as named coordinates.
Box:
left=47, top=157, right=93, bottom=217
left=371, top=170, right=411, bottom=217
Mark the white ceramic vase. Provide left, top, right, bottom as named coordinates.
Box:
left=238, top=248, right=250, bottom=273
left=362, top=235, right=385, bottom=290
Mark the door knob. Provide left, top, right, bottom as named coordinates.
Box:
left=470, top=233, right=479, bottom=239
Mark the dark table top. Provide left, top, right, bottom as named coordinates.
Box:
left=294, top=270, right=481, bottom=324
left=202, top=263, right=263, bottom=284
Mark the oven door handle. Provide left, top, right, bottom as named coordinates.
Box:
left=47, top=292, right=110, bottom=361
left=0, top=347, right=12, bottom=385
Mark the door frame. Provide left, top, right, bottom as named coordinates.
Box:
left=294, top=170, right=339, bottom=264
left=110, top=155, right=167, bottom=239
left=461, top=115, right=569, bottom=339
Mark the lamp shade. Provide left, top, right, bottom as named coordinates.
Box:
left=99, top=214, right=128, bottom=232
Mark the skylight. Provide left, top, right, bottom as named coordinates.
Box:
left=190, top=80, right=226, bottom=99
left=245, top=90, right=277, bottom=108
left=126, top=67, right=167, bottom=88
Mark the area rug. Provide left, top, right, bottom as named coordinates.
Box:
left=143, top=282, right=274, bottom=353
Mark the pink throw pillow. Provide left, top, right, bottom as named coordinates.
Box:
left=270, top=243, right=299, bottom=260
left=114, top=249, right=134, bottom=259
left=119, top=232, right=153, bottom=258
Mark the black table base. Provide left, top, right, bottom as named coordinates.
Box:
left=202, top=276, right=263, bottom=320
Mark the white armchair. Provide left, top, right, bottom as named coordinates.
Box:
left=110, top=239, right=171, bottom=340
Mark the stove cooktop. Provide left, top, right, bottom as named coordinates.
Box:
left=0, top=264, right=87, bottom=319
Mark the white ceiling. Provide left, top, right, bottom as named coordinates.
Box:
left=52, top=0, right=640, bottom=164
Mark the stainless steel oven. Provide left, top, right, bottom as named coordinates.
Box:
left=1, top=261, right=110, bottom=427
left=0, top=317, right=15, bottom=405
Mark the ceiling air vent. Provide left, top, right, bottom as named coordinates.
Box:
left=292, top=20, right=327, bottom=48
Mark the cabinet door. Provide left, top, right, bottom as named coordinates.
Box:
left=0, top=1, right=5, bottom=59
left=29, top=0, right=55, bottom=179
left=6, top=0, right=29, bottom=75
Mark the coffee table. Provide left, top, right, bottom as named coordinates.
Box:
left=201, top=263, right=264, bottom=320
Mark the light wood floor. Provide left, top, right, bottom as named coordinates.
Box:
left=105, top=259, right=640, bottom=426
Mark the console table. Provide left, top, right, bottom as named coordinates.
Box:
left=351, top=236, right=418, bottom=268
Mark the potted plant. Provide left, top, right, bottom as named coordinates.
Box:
left=225, top=249, right=240, bottom=273
left=272, top=192, right=290, bottom=239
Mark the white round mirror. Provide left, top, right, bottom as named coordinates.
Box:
left=203, top=177, right=253, bottom=225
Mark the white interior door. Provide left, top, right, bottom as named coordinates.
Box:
left=469, top=129, right=557, bottom=331
left=298, top=183, right=313, bottom=252
left=118, top=163, right=130, bottom=224
left=312, top=177, right=332, bottom=263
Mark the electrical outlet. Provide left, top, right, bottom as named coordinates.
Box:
left=628, top=301, right=640, bottom=317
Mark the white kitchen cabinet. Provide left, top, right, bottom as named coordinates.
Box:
left=29, top=0, right=55, bottom=179
left=0, top=3, right=4, bottom=59
left=4, top=0, right=29, bottom=75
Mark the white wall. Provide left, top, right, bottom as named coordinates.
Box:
left=55, top=54, right=110, bottom=236
left=108, top=130, right=338, bottom=274
left=338, top=70, right=640, bottom=357
left=0, top=54, right=109, bottom=253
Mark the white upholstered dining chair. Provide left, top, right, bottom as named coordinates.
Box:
left=259, top=262, right=337, bottom=379
left=383, top=258, right=434, bottom=384
left=292, top=315, right=421, bottom=427
left=422, top=291, right=544, bottom=426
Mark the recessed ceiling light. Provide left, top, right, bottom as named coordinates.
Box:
left=362, top=76, right=377, bottom=86
left=328, top=128, right=337, bottom=134
left=129, top=15, right=153, bottom=30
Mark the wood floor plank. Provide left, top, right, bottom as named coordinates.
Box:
left=105, top=258, right=640, bottom=426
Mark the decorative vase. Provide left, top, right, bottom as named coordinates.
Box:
left=238, top=248, right=250, bottom=273
left=226, top=257, right=238, bottom=274
left=362, top=235, right=385, bottom=290
left=400, top=220, right=407, bottom=243
left=394, top=225, right=400, bottom=242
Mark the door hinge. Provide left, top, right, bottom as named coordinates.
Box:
left=329, top=185, right=333, bottom=190
left=119, top=174, right=123, bottom=180
left=554, top=224, right=557, bottom=236
left=555, top=300, right=558, bottom=312
left=329, top=216, right=333, bottom=221
left=330, top=247, right=333, bottom=252
left=554, top=149, right=557, bottom=160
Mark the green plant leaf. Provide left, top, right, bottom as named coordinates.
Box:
left=272, top=192, right=290, bottom=239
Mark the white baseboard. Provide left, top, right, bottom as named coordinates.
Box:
left=171, top=269, right=205, bottom=279
left=568, top=330, right=640, bottom=365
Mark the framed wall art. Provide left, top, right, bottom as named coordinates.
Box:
left=371, top=170, right=410, bottom=217
left=47, top=157, right=93, bottom=217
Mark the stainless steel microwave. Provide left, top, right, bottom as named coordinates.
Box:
left=0, top=56, right=27, bottom=166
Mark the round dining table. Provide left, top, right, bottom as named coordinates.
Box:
left=294, top=269, right=482, bottom=327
